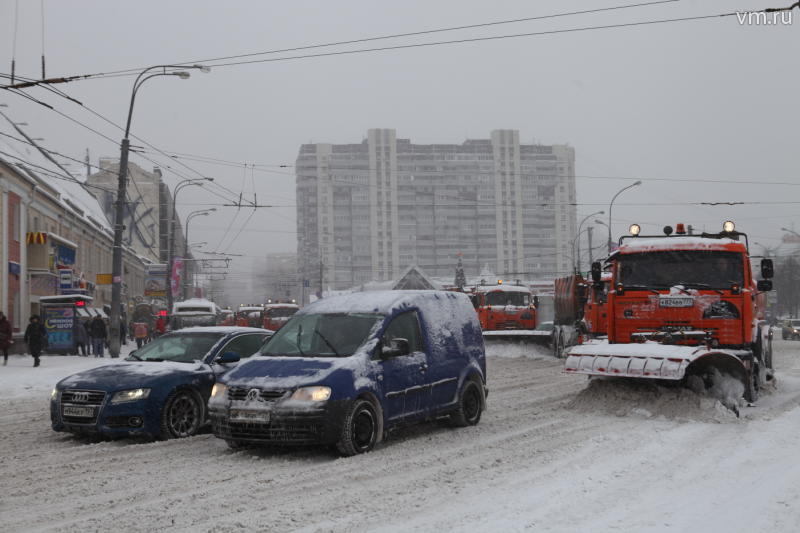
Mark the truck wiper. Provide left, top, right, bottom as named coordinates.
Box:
left=313, top=329, right=341, bottom=357
left=621, top=284, right=660, bottom=294
left=680, top=282, right=724, bottom=295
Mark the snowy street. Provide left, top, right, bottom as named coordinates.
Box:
left=2, top=340, right=800, bottom=532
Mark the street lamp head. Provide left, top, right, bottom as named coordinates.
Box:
left=594, top=219, right=607, bottom=226
left=633, top=180, right=642, bottom=186
left=193, top=64, right=211, bottom=73
left=14, top=122, right=29, bottom=126
left=173, top=71, right=191, bottom=79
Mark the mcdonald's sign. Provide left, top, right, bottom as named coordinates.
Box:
left=26, top=232, right=47, bottom=244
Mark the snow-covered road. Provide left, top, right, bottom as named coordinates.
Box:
left=2, top=340, right=800, bottom=532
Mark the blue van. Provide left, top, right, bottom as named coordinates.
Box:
left=209, top=291, right=487, bottom=455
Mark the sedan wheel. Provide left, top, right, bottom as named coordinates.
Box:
left=161, top=390, right=203, bottom=439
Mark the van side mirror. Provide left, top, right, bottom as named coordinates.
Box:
left=380, top=338, right=410, bottom=359
left=533, top=295, right=539, bottom=308
left=757, top=279, right=773, bottom=292
left=761, top=258, right=774, bottom=279
left=590, top=262, right=602, bottom=283
left=216, top=351, right=241, bottom=364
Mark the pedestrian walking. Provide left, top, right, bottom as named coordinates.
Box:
left=154, top=316, right=167, bottom=338
left=74, top=318, right=89, bottom=356
left=0, top=311, right=12, bottom=365
left=23, top=315, right=48, bottom=367
left=120, top=320, right=127, bottom=346
left=83, top=320, right=93, bottom=355
left=89, top=315, right=107, bottom=357
left=133, top=322, right=149, bottom=349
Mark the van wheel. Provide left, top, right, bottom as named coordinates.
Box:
left=160, top=389, right=203, bottom=439
left=450, top=379, right=484, bottom=427
left=336, top=399, right=378, bottom=456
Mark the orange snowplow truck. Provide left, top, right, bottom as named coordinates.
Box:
left=552, top=272, right=611, bottom=358
left=471, top=282, right=540, bottom=342
left=564, top=221, right=775, bottom=402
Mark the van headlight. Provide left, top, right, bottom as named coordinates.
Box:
left=290, top=386, right=331, bottom=402
left=211, top=383, right=228, bottom=399
left=110, top=388, right=151, bottom=404
left=51, top=388, right=58, bottom=400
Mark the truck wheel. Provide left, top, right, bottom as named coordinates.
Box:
left=336, top=399, right=379, bottom=456
left=160, top=389, right=203, bottom=439
left=450, top=379, right=484, bottom=427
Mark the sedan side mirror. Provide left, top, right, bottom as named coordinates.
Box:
left=757, top=279, right=773, bottom=292
left=380, top=338, right=410, bottom=359
left=216, top=351, right=241, bottom=364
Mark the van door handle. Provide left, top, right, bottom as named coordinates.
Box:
left=420, top=363, right=428, bottom=372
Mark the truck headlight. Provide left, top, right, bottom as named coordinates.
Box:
left=110, top=388, right=151, bottom=404
left=290, top=386, right=331, bottom=402
left=210, top=383, right=228, bottom=399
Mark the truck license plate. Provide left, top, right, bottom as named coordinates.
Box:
left=230, top=410, right=270, bottom=423
left=63, top=405, right=94, bottom=418
left=659, top=297, right=694, bottom=308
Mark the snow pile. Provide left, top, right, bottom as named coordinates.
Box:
left=485, top=341, right=551, bottom=360
left=567, top=378, right=740, bottom=423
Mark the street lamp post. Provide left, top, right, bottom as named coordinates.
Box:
left=573, top=210, right=604, bottom=272
left=109, top=64, right=209, bottom=358
left=166, top=178, right=213, bottom=314
left=183, top=208, right=216, bottom=298
left=607, top=181, right=642, bottom=254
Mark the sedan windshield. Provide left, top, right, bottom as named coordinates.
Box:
left=130, top=332, right=225, bottom=362
left=260, top=313, right=382, bottom=358
left=618, top=251, right=744, bottom=290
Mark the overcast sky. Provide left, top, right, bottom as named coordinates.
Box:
left=2, top=0, right=797, bottom=280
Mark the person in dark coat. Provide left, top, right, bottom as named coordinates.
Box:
left=73, top=318, right=89, bottom=356
left=83, top=320, right=93, bottom=355
left=23, top=315, right=48, bottom=367
left=0, top=311, right=12, bottom=366
left=89, top=315, right=107, bottom=357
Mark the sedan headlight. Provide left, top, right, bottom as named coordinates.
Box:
left=110, top=388, right=151, bottom=404
left=210, top=383, right=228, bottom=399
left=290, top=386, right=331, bottom=402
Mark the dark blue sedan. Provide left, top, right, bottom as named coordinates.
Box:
left=50, top=327, right=271, bottom=439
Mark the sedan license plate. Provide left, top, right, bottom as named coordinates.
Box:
left=659, top=297, right=694, bottom=308
left=63, top=405, right=95, bottom=418
left=230, top=409, right=270, bottom=423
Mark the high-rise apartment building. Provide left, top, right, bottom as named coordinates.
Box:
left=296, top=129, right=576, bottom=291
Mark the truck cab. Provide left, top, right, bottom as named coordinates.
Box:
left=565, top=221, right=775, bottom=403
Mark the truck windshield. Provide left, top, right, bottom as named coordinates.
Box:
left=618, top=251, right=744, bottom=290
left=484, top=291, right=530, bottom=306
left=260, top=313, right=383, bottom=358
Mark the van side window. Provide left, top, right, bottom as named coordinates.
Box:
left=382, top=311, right=423, bottom=353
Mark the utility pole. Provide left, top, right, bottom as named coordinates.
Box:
left=587, top=226, right=594, bottom=266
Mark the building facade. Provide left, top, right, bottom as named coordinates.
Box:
left=296, top=129, right=577, bottom=291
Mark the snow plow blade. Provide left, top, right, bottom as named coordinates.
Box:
left=483, top=330, right=551, bottom=345
left=564, top=343, right=749, bottom=384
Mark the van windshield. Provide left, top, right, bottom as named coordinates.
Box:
left=260, top=313, right=383, bottom=358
